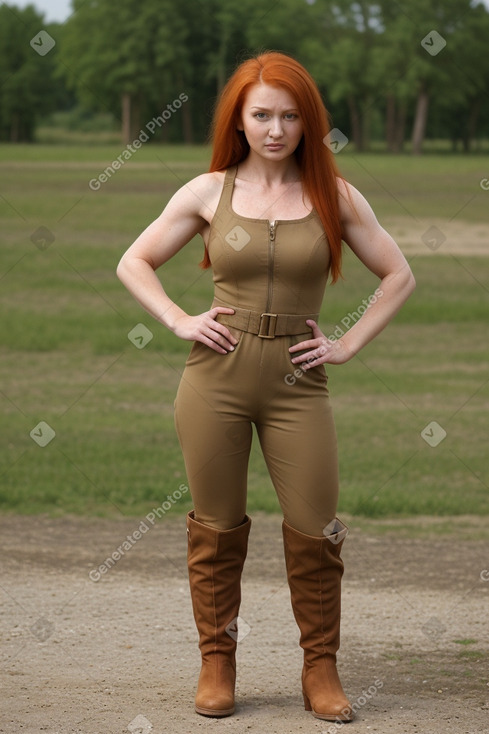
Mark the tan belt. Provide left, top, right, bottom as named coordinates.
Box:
left=215, top=305, right=318, bottom=339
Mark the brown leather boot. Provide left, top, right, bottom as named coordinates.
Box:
left=187, top=510, right=251, bottom=717
left=282, top=518, right=353, bottom=722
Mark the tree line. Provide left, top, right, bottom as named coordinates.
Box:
left=1, top=0, right=489, bottom=153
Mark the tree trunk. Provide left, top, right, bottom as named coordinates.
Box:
left=361, top=101, right=370, bottom=152
left=394, top=102, right=406, bottom=153
left=182, top=96, right=193, bottom=143
left=348, top=95, right=363, bottom=151
left=121, top=92, right=142, bottom=144
left=131, top=94, right=141, bottom=140
left=411, top=87, right=429, bottom=155
left=463, top=98, right=481, bottom=154
left=176, top=72, right=193, bottom=143
left=216, top=21, right=231, bottom=95
left=122, top=92, right=131, bottom=145
left=10, top=112, right=19, bottom=142
left=386, top=96, right=406, bottom=153
left=385, top=93, right=396, bottom=152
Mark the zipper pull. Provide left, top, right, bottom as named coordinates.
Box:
left=270, top=222, right=276, bottom=241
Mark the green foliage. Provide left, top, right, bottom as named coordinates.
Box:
left=2, top=0, right=489, bottom=148
left=59, top=0, right=185, bottom=112
left=0, top=5, right=63, bottom=141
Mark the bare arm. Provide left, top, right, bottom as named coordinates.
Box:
left=116, top=174, right=237, bottom=354
left=289, top=180, right=416, bottom=367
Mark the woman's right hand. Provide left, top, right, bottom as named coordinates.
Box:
left=172, top=307, right=238, bottom=354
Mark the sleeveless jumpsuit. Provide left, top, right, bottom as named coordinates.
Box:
left=174, top=165, right=339, bottom=536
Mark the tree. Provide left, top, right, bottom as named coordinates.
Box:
left=433, top=1, right=489, bottom=152
left=375, top=0, right=482, bottom=154
left=0, top=4, right=61, bottom=141
left=58, top=0, right=193, bottom=144
left=5, top=0, right=486, bottom=150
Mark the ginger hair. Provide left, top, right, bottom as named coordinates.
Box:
left=201, top=51, right=344, bottom=283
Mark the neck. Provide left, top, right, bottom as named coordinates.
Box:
left=237, top=152, right=301, bottom=186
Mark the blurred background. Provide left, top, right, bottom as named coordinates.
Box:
left=2, top=0, right=489, bottom=152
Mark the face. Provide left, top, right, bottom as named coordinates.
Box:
left=238, top=83, right=303, bottom=162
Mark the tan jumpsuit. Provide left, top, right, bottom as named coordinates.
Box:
left=174, top=165, right=339, bottom=536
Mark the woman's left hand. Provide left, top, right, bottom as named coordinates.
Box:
left=288, top=319, right=353, bottom=368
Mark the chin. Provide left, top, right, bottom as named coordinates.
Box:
left=262, top=148, right=289, bottom=158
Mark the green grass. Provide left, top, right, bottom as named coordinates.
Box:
left=1, top=144, right=488, bottom=518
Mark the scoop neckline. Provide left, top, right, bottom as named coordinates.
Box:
left=226, top=165, right=315, bottom=225
left=226, top=202, right=315, bottom=225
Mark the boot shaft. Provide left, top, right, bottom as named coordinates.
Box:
left=187, top=511, right=251, bottom=658
left=282, top=519, right=348, bottom=658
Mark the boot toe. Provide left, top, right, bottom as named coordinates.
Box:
left=310, top=702, right=353, bottom=722
left=195, top=692, right=235, bottom=717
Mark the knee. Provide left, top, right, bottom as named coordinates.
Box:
left=283, top=514, right=337, bottom=538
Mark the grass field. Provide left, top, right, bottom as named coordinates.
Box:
left=1, top=144, right=488, bottom=518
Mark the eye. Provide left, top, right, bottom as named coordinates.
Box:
left=254, top=112, right=268, bottom=120
left=284, top=113, right=298, bottom=120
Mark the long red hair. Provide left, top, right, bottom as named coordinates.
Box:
left=201, top=51, right=344, bottom=283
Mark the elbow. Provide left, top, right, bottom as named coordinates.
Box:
left=395, top=263, right=415, bottom=297
left=116, top=255, right=128, bottom=283
left=384, top=265, right=416, bottom=295
left=406, top=268, right=416, bottom=296
left=400, top=268, right=416, bottom=307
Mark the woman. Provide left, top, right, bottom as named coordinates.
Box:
left=117, top=51, right=415, bottom=722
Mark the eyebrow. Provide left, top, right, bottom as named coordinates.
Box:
left=250, top=106, right=299, bottom=112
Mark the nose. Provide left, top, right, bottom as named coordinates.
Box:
left=268, top=116, right=284, bottom=138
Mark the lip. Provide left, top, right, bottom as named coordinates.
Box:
left=266, top=144, right=285, bottom=150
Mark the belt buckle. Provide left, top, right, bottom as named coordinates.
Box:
left=258, top=312, right=278, bottom=338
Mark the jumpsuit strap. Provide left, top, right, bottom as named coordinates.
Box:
left=219, top=165, right=238, bottom=208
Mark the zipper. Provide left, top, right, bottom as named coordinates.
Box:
left=266, top=221, right=277, bottom=313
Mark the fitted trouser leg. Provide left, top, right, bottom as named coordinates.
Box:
left=256, top=393, right=339, bottom=537
left=174, top=356, right=253, bottom=530
left=174, top=399, right=252, bottom=530
left=174, top=331, right=338, bottom=535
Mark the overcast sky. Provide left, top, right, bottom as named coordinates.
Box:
left=7, top=0, right=489, bottom=24
left=7, top=0, right=73, bottom=22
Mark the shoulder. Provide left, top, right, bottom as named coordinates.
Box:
left=186, top=170, right=226, bottom=196
left=170, top=170, right=226, bottom=221
left=336, top=177, right=377, bottom=227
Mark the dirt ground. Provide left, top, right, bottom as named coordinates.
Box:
left=1, top=513, right=488, bottom=734
left=378, top=217, right=489, bottom=256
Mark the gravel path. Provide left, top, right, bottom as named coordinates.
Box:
left=1, top=513, right=488, bottom=734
